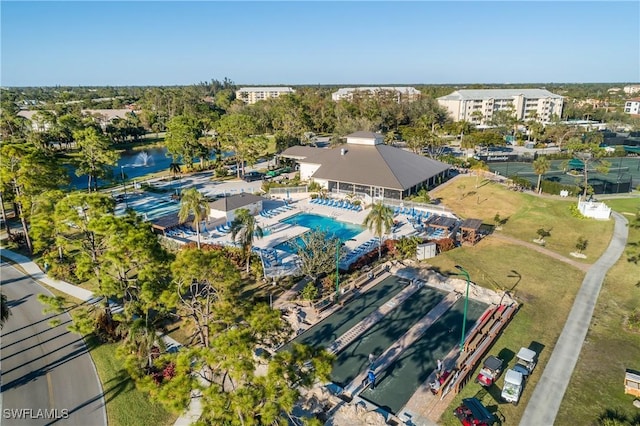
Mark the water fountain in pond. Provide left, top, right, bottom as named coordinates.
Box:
left=133, top=151, right=154, bottom=167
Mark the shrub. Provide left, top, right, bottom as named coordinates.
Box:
left=569, top=204, right=586, bottom=219
left=627, top=309, right=640, bottom=332
left=540, top=180, right=581, bottom=196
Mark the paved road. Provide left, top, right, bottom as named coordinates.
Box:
left=520, top=212, right=629, bottom=426
left=0, top=261, right=107, bottom=426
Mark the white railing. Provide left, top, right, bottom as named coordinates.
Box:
left=269, top=186, right=308, bottom=195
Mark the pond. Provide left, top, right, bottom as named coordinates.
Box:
left=68, top=146, right=230, bottom=190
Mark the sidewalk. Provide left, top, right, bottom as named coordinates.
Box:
left=0, top=248, right=94, bottom=301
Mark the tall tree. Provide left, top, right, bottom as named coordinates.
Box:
left=53, top=193, right=117, bottom=328
left=292, top=230, right=342, bottom=281
left=0, top=140, right=69, bottom=253
left=165, top=114, right=205, bottom=170
left=178, top=188, right=210, bottom=249
left=73, top=127, right=119, bottom=192
left=215, top=114, right=268, bottom=177
left=229, top=208, right=264, bottom=274
left=565, top=135, right=609, bottom=197
left=362, top=202, right=394, bottom=260
left=1, top=293, right=11, bottom=328
left=532, top=156, right=551, bottom=193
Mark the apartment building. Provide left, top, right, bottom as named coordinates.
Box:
left=331, top=87, right=421, bottom=103
left=437, top=89, right=563, bottom=124
left=623, top=85, right=640, bottom=95
left=235, top=87, right=295, bottom=104
left=624, top=98, right=640, bottom=115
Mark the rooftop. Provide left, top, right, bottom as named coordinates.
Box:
left=210, top=193, right=266, bottom=212
left=282, top=143, right=450, bottom=191
left=236, top=87, right=295, bottom=93
left=438, top=88, right=563, bottom=101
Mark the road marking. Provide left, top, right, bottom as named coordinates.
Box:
left=46, top=371, right=55, bottom=409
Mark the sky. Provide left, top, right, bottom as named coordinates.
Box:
left=1, top=1, right=639, bottom=86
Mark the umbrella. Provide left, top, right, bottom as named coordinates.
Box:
left=201, top=221, right=208, bottom=233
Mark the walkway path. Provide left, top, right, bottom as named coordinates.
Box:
left=0, top=250, right=94, bottom=301
left=520, top=212, right=629, bottom=426
left=343, top=291, right=460, bottom=397
left=492, top=233, right=590, bottom=272
left=327, top=279, right=424, bottom=355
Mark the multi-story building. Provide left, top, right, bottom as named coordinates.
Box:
left=623, top=85, right=640, bottom=95
left=235, top=87, right=295, bottom=104
left=437, top=89, right=563, bottom=124
left=624, top=98, right=640, bottom=115
left=331, top=87, right=421, bottom=103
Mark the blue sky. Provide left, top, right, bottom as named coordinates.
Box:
left=1, top=1, right=638, bottom=86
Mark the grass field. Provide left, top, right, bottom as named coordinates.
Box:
left=556, top=201, right=640, bottom=426
left=86, top=336, right=176, bottom=426
left=432, top=176, right=615, bottom=262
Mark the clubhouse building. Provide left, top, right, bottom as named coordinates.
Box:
left=280, top=132, right=451, bottom=200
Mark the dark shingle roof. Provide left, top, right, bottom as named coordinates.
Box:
left=346, top=131, right=383, bottom=139
left=210, top=193, right=266, bottom=212
left=300, top=143, right=450, bottom=190
left=460, top=218, right=483, bottom=231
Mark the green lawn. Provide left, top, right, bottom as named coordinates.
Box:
left=86, top=336, right=176, bottom=426
left=432, top=176, right=615, bottom=262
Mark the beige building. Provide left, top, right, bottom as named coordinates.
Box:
left=437, top=89, right=563, bottom=125
left=235, top=87, right=295, bottom=104
left=623, top=85, right=640, bottom=95
left=331, top=87, right=421, bottom=103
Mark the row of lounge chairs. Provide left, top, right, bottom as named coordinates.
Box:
left=253, top=247, right=280, bottom=267
left=341, top=237, right=380, bottom=265
left=165, top=225, right=197, bottom=238
left=216, top=222, right=232, bottom=234
left=310, top=198, right=362, bottom=212
left=393, top=206, right=432, bottom=220
left=260, top=204, right=294, bottom=219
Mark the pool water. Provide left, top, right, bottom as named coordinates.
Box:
left=273, top=213, right=364, bottom=253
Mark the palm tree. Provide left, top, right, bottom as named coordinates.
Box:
left=362, top=202, right=394, bottom=260
left=169, top=162, right=182, bottom=179
left=179, top=188, right=210, bottom=249
left=229, top=208, right=264, bottom=274
left=470, top=161, right=490, bottom=188
left=532, top=156, right=551, bottom=194
left=1, top=293, right=11, bottom=328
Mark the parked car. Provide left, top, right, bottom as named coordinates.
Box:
left=243, top=171, right=264, bottom=182
left=453, top=397, right=497, bottom=425
left=513, top=347, right=537, bottom=377
left=476, top=355, right=504, bottom=387
left=501, top=369, right=524, bottom=405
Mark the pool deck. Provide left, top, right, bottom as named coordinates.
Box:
left=178, top=197, right=421, bottom=265
left=343, top=291, right=460, bottom=398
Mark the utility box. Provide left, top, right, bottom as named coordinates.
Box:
left=417, top=242, right=437, bottom=260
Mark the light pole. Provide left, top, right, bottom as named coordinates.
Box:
left=455, top=265, right=471, bottom=353
left=121, top=166, right=128, bottom=209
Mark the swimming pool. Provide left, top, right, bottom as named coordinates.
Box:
left=273, top=213, right=364, bottom=253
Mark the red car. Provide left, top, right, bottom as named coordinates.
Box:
left=475, top=355, right=503, bottom=387
left=453, top=398, right=497, bottom=426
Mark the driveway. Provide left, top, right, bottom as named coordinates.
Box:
left=1, top=261, right=107, bottom=426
